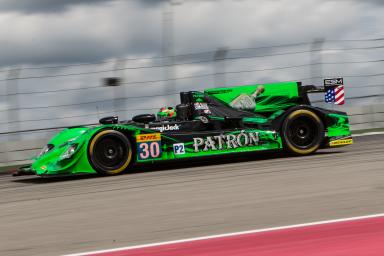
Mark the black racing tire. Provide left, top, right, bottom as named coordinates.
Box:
left=88, top=130, right=132, bottom=175
left=281, top=109, right=324, bottom=155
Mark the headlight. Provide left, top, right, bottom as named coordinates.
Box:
left=38, top=144, right=54, bottom=157
left=59, top=144, right=78, bottom=160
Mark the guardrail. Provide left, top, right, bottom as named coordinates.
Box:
left=1, top=104, right=383, bottom=168
left=341, top=104, right=384, bottom=131
left=0, top=138, right=48, bottom=167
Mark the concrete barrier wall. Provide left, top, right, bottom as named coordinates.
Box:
left=1, top=104, right=384, bottom=167
left=0, top=138, right=49, bottom=167
left=340, top=104, right=384, bottom=131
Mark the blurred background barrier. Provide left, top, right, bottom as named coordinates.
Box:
left=0, top=138, right=47, bottom=167
left=342, top=104, right=384, bottom=131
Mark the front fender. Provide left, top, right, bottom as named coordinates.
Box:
left=31, top=124, right=144, bottom=176
left=32, top=127, right=96, bottom=176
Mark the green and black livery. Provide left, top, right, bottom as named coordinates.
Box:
left=26, top=81, right=353, bottom=176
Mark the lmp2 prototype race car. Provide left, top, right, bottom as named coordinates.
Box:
left=21, top=79, right=353, bottom=176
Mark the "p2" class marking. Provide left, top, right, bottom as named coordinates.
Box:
left=173, top=143, right=185, bottom=155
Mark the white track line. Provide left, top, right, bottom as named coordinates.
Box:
left=64, top=212, right=384, bottom=256
left=353, top=131, right=384, bottom=137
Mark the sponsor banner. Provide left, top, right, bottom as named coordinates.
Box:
left=193, top=130, right=260, bottom=152
left=151, top=124, right=180, bottom=133
left=329, top=138, right=353, bottom=147
left=136, top=133, right=161, bottom=142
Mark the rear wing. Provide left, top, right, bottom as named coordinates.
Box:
left=299, top=78, right=345, bottom=105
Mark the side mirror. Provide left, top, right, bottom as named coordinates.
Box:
left=99, top=116, right=118, bottom=124
left=132, top=114, right=156, bottom=123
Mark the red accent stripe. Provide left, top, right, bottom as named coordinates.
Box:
left=335, top=85, right=345, bottom=105
left=90, top=216, right=384, bottom=256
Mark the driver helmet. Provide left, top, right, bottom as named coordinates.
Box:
left=157, top=106, right=177, bottom=120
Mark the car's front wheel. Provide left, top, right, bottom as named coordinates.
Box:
left=281, top=109, right=324, bottom=155
left=88, top=130, right=132, bottom=175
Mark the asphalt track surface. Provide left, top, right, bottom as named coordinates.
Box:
left=0, top=135, right=383, bottom=256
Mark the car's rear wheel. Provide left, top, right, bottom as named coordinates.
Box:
left=281, top=109, right=324, bottom=155
left=88, top=130, right=132, bottom=175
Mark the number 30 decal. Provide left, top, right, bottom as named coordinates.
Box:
left=138, top=141, right=161, bottom=160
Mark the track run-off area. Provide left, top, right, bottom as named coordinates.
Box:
left=0, top=134, right=383, bottom=256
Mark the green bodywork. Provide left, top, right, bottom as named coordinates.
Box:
left=32, top=125, right=283, bottom=176
left=31, top=82, right=352, bottom=176
left=326, top=113, right=352, bottom=137
left=205, top=81, right=300, bottom=113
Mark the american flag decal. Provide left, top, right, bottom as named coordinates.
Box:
left=334, top=85, right=345, bottom=105
left=324, top=78, right=345, bottom=105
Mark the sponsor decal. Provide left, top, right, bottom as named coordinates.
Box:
left=199, top=116, right=209, bottom=124
left=136, top=133, right=161, bottom=142
left=194, top=102, right=210, bottom=110
left=136, top=133, right=162, bottom=160
left=173, top=143, right=185, bottom=155
left=207, top=89, right=233, bottom=94
left=324, top=78, right=343, bottom=86
left=329, top=138, right=353, bottom=147
left=203, top=109, right=212, bottom=114
left=193, top=130, right=259, bottom=152
left=152, top=124, right=180, bottom=133
left=230, top=94, right=255, bottom=111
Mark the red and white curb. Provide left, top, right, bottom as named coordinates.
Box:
left=64, top=212, right=384, bottom=256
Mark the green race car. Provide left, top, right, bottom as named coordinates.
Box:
left=21, top=81, right=353, bottom=177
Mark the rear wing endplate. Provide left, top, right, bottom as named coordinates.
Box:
left=299, top=77, right=345, bottom=105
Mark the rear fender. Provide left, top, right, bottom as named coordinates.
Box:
left=271, top=105, right=347, bottom=132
